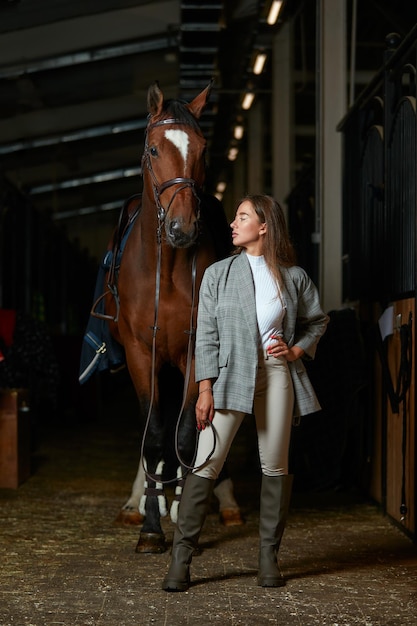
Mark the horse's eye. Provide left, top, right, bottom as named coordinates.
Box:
left=150, top=146, right=158, bottom=158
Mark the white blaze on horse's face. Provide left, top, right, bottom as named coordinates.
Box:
left=164, top=129, right=189, bottom=169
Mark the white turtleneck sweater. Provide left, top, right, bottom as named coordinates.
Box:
left=246, top=253, right=286, bottom=350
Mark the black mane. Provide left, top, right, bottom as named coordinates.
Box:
left=164, top=98, right=202, bottom=133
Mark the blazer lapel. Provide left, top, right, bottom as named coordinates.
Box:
left=281, top=267, right=297, bottom=344
left=234, top=254, right=259, bottom=346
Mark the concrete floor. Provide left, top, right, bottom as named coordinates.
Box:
left=1, top=382, right=416, bottom=626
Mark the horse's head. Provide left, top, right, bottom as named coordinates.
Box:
left=142, top=81, right=212, bottom=248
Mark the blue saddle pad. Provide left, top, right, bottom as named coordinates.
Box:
left=79, top=201, right=140, bottom=384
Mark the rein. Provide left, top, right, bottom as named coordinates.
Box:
left=140, top=240, right=217, bottom=485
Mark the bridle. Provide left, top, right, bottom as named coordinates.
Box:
left=142, top=116, right=202, bottom=242
left=140, top=115, right=216, bottom=485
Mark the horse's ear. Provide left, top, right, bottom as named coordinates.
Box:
left=147, top=81, right=164, bottom=116
left=186, top=79, right=214, bottom=120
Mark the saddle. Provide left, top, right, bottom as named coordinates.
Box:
left=78, top=194, right=142, bottom=384
left=91, top=193, right=142, bottom=323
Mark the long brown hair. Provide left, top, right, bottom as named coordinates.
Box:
left=234, top=194, right=296, bottom=287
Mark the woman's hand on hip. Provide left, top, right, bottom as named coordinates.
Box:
left=268, top=335, right=304, bottom=362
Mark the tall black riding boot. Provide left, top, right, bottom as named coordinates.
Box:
left=162, top=473, right=214, bottom=592
left=257, top=474, right=293, bottom=587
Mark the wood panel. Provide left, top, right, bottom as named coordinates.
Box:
left=385, top=299, right=415, bottom=536
left=369, top=350, right=383, bottom=504
left=0, top=389, right=31, bottom=489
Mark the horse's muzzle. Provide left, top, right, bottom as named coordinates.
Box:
left=165, top=217, right=198, bottom=248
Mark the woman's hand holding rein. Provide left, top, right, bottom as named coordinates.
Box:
left=196, top=380, right=214, bottom=430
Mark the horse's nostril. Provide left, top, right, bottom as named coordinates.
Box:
left=169, top=219, right=182, bottom=234
left=166, top=218, right=198, bottom=248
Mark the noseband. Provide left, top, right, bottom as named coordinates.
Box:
left=142, top=117, right=202, bottom=236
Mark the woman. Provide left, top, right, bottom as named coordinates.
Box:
left=162, top=194, right=328, bottom=591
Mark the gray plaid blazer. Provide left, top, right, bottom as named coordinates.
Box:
left=195, top=253, right=329, bottom=418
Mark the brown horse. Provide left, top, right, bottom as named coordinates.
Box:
left=106, top=82, right=240, bottom=553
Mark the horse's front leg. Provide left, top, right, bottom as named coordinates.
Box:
left=135, top=399, right=168, bottom=554
left=169, top=390, right=198, bottom=524
left=123, top=341, right=168, bottom=553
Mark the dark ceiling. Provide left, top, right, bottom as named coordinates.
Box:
left=0, top=0, right=287, bottom=224
left=1, top=0, right=417, bottom=234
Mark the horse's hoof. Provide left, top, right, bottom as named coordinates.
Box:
left=135, top=532, right=166, bottom=554
left=220, top=508, right=244, bottom=526
left=114, top=509, right=144, bottom=526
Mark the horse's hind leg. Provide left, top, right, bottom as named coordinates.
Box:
left=214, top=465, right=244, bottom=526
left=114, top=459, right=145, bottom=526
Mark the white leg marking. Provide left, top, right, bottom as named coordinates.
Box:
left=169, top=466, right=184, bottom=523
left=139, top=459, right=168, bottom=517
left=138, top=457, right=148, bottom=516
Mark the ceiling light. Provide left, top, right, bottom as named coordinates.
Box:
left=267, top=0, right=283, bottom=25
left=234, top=125, right=244, bottom=140
left=228, top=147, right=239, bottom=161
left=242, top=92, right=255, bottom=110
left=253, top=52, right=267, bottom=75
left=216, top=181, right=226, bottom=193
